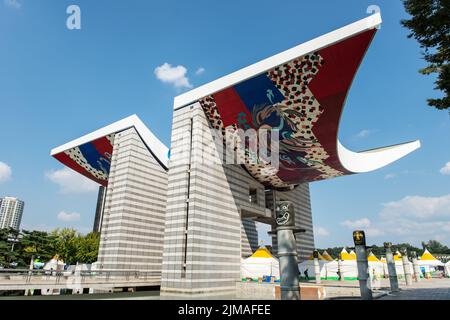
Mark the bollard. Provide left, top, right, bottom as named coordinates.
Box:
left=400, top=248, right=413, bottom=286
left=411, top=251, right=422, bottom=282
left=274, top=201, right=305, bottom=300
left=353, top=230, right=373, bottom=300
left=384, top=242, right=399, bottom=292
left=313, top=250, right=321, bottom=284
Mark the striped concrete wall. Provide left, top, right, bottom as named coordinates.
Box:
left=97, top=127, right=168, bottom=272
left=241, top=218, right=258, bottom=258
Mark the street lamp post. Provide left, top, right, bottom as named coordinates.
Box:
left=353, top=230, right=373, bottom=300
left=384, top=242, right=399, bottom=292
left=273, top=201, right=305, bottom=300
left=411, top=251, right=422, bottom=282
left=400, top=248, right=413, bottom=286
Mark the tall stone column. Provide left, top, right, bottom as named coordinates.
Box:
left=274, top=201, right=304, bottom=300
left=384, top=242, right=399, bottom=292
left=400, top=248, right=413, bottom=286
left=353, top=230, right=373, bottom=300
left=160, top=103, right=270, bottom=296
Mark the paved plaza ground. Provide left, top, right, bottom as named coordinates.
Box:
left=313, top=277, right=450, bottom=300
left=379, top=277, right=450, bottom=300
left=1, top=278, right=449, bottom=300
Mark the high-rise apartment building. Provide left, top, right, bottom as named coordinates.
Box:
left=0, top=197, right=25, bottom=230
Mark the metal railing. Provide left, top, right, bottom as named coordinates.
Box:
left=0, top=268, right=161, bottom=285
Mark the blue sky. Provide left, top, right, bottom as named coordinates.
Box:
left=0, top=0, right=449, bottom=249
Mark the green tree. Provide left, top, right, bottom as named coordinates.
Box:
left=20, top=230, right=56, bottom=265
left=401, top=0, right=450, bottom=112
left=421, top=240, right=450, bottom=253
left=75, top=232, right=100, bottom=264
left=50, top=229, right=100, bottom=264
left=0, top=228, right=25, bottom=267
left=50, top=228, right=79, bottom=264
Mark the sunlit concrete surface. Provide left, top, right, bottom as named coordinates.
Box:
left=379, top=278, right=450, bottom=300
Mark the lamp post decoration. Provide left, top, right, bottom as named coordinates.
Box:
left=352, top=230, right=373, bottom=300
left=274, top=201, right=305, bottom=300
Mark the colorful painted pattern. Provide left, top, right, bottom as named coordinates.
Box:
left=53, top=134, right=115, bottom=186
left=199, top=29, right=377, bottom=188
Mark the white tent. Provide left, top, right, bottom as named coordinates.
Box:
left=43, top=255, right=65, bottom=271
left=417, top=249, right=444, bottom=277
left=367, top=252, right=384, bottom=277
left=316, top=248, right=358, bottom=280
left=241, top=247, right=279, bottom=280
left=323, top=259, right=358, bottom=280
left=322, top=251, right=334, bottom=261
left=445, top=261, right=450, bottom=278
left=321, top=250, right=385, bottom=284
left=298, top=253, right=328, bottom=280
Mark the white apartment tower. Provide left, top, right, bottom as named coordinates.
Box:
left=0, top=197, right=25, bottom=230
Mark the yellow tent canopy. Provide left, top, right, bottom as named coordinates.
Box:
left=420, top=249, right=439, bottom=261
left=340, top=248, right=356, bottom=261
left=322, top=251, right=334, bottom=261
left=368, top=252, right=381, bottom=262
left=349, top=250, right=357, bottom=260
left=308, top=252, right=326, bottom=260
left=394, top=251, right=402, bottom=261
left=250, top=247, right=274, bottom=259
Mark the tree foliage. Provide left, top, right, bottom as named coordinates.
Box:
left=401, top=0, right=450, bottom=112
left=422, top=239, right=450, bottom=253
left=0, top=228, right=100, bottom=268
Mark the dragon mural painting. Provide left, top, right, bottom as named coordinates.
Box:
left=199, top=29, right=377, bottom=189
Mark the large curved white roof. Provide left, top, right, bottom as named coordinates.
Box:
left=50, top=115, right=169, bottom=185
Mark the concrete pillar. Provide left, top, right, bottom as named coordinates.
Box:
left=313, top=250, right=321, bottom=284
left=384, top=242, right=399, bottom=292
left=400, top=248, right=413, bottom=286
left=275, top=201, right=304, bottom=300
left=411, top=251, right=422, bottom=282
left=353, top=231, right=373, bottom=300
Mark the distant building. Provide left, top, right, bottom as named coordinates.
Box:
left=51, top=115, right=169, bottom=273
left=0, top=197, right=25, bottom=230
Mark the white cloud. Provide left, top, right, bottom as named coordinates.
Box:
left=440, top=162, right=450, bottom=175
left=4, top=0, right=21, bottom=9
left=384, top=173, right=396, bottom=180
left=154, top=63, right=192, bottom=89
left=195, top=67, right=205, bottom=75
left=380, top=194, right=450, bottom=220
left=314, top=226, right=329, bottom=237
left=0, top=161, right=12, bottom=183
left=46, top=167, right=98, bottom=194
left=57, top=211, right=81, bottom=222
left=337, top=194, right=450, bottom=244
left=354, top=129, right=373, bottom=139
left=365, top=228, right=385, bottom=237
left=341, top=218, right=371, bottom=229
